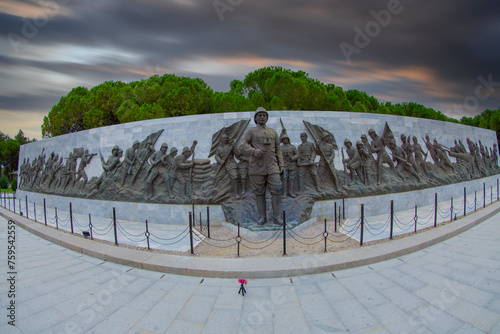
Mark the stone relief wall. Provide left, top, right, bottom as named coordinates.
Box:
left=18, top=110, right=499, bottom=228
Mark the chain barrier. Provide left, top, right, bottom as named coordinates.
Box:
left=436, top=209, right=450, bottom=219
left=418, top=212, right=435, bottom=226
left=5, top=177, right=498, bottom=254
left=275, top=227, right=318, bottom=240
left=198, top=231, right=237, bottom=242
left=486, top=193, right=492, bottom=203
left=57, top=212, right=71, bottom=225
left=393, top=212, right=415, bottom=226
left=393, top=214, right=415, bottom=231
left=340, top=218, right=361, bottom=230
left=35, top=209, right=44, bottom=221
left=436, top=203, right=450, bottom=215
left=116, top=223, right=147, bottom=243
left=115, top=221, right=147, bottom=238
left=287, top=231, right=324, bottom=246
left=363, top=215, right=391, bottom=236
left=72, top=216, right=88, bottom=231
left=416, top=206, right=435, bottom=220
left=91, top=221, right=114, bottom=235
left=240, top=231, right=283, bottom=250
left=339, top=218, right=362, bottom=235
left=451, top=201, right=464, bottom=214
left=196, top=236, right=238, bottom=248
left=149, top=225, right=189, bottom=241
left=149, top=231, right=190, bottom=246
left=327, top=221, right=361, bottom=242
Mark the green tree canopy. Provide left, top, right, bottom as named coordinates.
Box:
left=39, top=66, right=500, bottom=147
left=0, top=129, right=34, bottom=182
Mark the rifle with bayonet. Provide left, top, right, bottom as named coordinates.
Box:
left=341, top=147, right=348, bottom=186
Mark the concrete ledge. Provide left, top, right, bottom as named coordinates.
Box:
left=2, top=200, right=500, bottom=278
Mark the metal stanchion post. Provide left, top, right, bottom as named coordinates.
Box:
left=34, top=202, right=37, bottom=222
left=44, top=198, right=47, bottom=225
left=283, top=210, right=287, bottom=256
left=464, top=188, right=466, bottom=217
left=324, top=218, right=327, bottom=253
left=483, top=182, right=486, bottom=208
left=434, top=193, right=437, bottom=227
left=189, top=212, right=194, bottom=255
left=342, top=198, right=345, bottom=219
left=113, top=207, right=118, bottom=245
left=89, top=214, right=93, bottom=240
left=55, top=207, right=58, bottom=229
left=25, top=195, right=28, bottom=219
left=414, top=205, right=418, bottom=233
left=192, top=203, right=195, bottom=225
left=207, top=206, right=210, bottom=239
left=70, top=202, right=74, bottom=234
left=360, top=204, right=364, bottom=246
left=145, top=220, right=150, bottom=250
left=334, top=202, right=337, bottom=232
left=390, top=200, right=394, bottom=239
left=237, top=222, right=240, bottom=257
left=450, top=197, right=453, bottom=222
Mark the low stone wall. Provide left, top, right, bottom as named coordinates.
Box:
left=15, top=189, right=225, bottom=225
left=312, top=174, right=500, bottom=221
left=17, top=174, right=499, bottom=229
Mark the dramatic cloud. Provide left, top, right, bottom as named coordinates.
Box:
left=1, top=0, right=499, bottom=139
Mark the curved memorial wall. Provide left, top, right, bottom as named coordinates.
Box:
left=17, top=110, right=499, bottom=227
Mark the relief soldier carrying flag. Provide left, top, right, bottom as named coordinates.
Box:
left=210, top=119, right=250, bottom=201
left=303, top=121, right=338, bottom=192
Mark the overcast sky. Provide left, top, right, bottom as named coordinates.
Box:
left=1, top=0, right=500, bottom=140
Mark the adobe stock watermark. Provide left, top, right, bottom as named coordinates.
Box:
left=404, top=279, right=466, bottom=333
left=448, top=74, right=500, bottom=115
left=63, top=270, right=134, bottom=334
left=339, top=0, right=408, bottom=63
left=213, top=0, right=244, bottom=21
left=7, top=0, right=71, bottom=54
left=240, top=253, right=327, bottom=334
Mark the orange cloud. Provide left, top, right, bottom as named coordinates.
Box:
left=326, top=61, right=462, bottom=100
left=0, top=0, right=71, bottom=18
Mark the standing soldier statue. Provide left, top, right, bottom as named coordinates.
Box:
left=144, top=143, right=174, bottom=199
left=356, top=140, right=372, bottom=185
left=279, top=129, right=298, bottom=198
left=63, top=152, right=78, bottom=190
left=174, top=141, right=197, bottom=199
left=240, top=107, right=284, bottom=226
left=343, top=138, right=363, bottom=185
left=296, top=132, right=321, bottom=194
left=121, top=140, right=139, bottom=185
left=412, top=136, right=429, bottom=177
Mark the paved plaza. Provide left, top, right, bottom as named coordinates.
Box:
left=1, top=204, right=500, bottom=333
